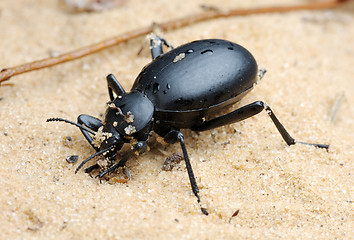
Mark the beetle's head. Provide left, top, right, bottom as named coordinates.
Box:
left=90, top=122, right=124, bottom=159
left=104, top=91, right=154, bottom=142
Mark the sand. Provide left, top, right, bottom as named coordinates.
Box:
left=0, top=0, right=353, bottom=239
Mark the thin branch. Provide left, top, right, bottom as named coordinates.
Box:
left=0, top=0, right=348, bottom=84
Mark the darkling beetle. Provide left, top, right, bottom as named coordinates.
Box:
left=47, top=35, right=329, bottom=215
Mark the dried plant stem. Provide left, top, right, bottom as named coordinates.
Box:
left=0, top=0, right=348, bottom=84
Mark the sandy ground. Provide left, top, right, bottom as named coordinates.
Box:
left=0, top=0, right=353, bottom=239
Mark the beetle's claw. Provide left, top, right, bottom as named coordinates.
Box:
left=201, top=207, right=209, bottom=215
left=95, top=173, right=104, bottom=183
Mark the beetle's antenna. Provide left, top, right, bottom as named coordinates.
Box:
left=47, top=118, right=96, bottom=135
left=75, top=145, right=115, bottom=173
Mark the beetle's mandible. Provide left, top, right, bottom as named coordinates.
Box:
left=47, top=35, right=328, bottom=215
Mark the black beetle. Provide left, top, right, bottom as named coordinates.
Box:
left=47, top=35, right=328, bottom=215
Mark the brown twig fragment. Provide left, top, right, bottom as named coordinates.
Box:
left=0, top=0, right=348, bottom=84
left=229, top=209, right=240, bottom=223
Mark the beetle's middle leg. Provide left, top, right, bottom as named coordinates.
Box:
left=192, top=101, right=329, bottom=149
left=106, top=73, right=126, bottom=101
left=164, top=129, right=209, bottom=215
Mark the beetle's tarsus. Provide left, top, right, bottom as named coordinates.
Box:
left=95, top=174, right=103, bottom=184
left=296, top=141, right=329, bottom=149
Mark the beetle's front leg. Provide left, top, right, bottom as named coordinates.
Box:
left=95, top=141, right=147, bottom=180
left=78, top=114, right=103, bottom=151
left=164, top=129, right=208, bottom=215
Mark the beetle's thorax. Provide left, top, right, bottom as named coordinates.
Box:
left=104, top=91, right=154, bottom=141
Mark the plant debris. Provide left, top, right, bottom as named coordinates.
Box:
left=163, top=152, right=184, bottom=171
left=229, top=209, right=240, bottom=223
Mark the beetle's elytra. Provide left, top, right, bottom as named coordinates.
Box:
left=47, top=35, right=328, bottom=215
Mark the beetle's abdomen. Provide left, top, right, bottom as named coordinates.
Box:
left=132, top=39, right=258, bottom=112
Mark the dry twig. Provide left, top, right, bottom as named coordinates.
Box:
left=0, top=0, right=348, bottom=84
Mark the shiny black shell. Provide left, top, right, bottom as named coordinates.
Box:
left=131, top=39, right=258, bottom=128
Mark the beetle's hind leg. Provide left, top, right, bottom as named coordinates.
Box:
left=192, top=101, right=329, bottom=149
left=149, top=35, right=173, bottom=59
